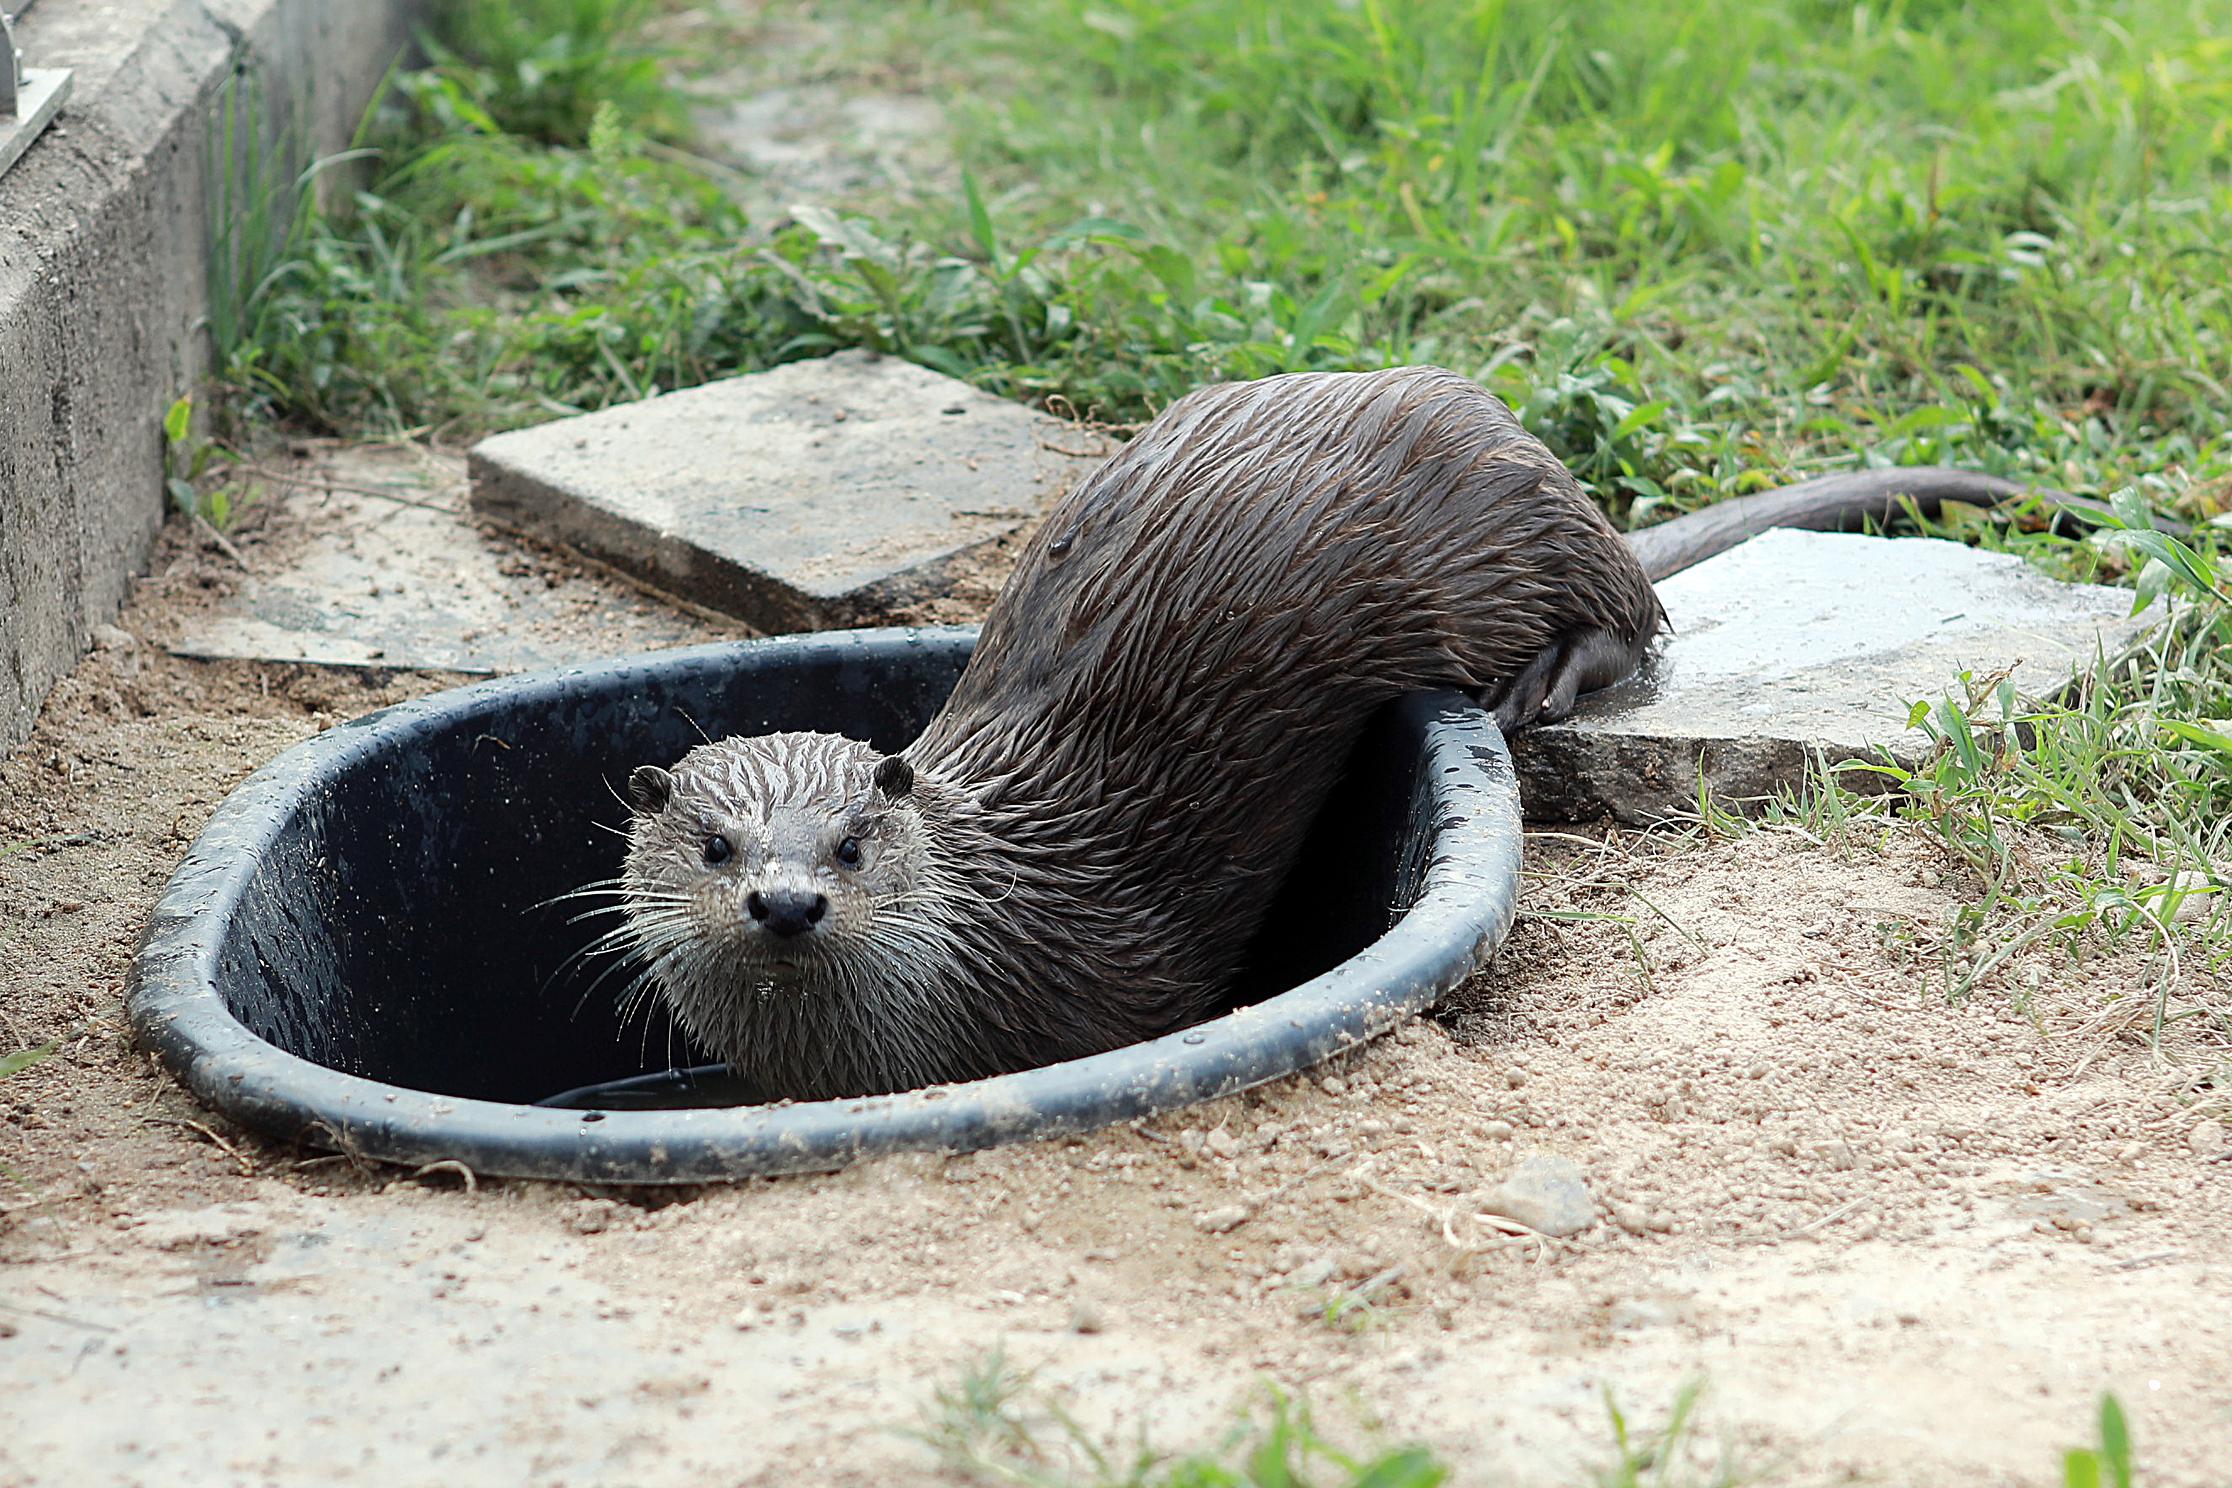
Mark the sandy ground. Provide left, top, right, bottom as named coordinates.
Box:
left=2, top=489, right=2229, bottom=1488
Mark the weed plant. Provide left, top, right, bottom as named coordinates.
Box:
left=422, top=0, right=684, bottom=146
left=911, top=1349, right=1446, bottom=1486
left=2064, top=1395, right=2137, bottom=1488
left=909, top=1360, right=2143, bottom=1486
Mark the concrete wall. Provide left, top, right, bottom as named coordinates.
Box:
left=0, top=0, right=423, bottom=752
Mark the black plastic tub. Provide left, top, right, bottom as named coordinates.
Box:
left=129, top=629, right=1524, bottom=1183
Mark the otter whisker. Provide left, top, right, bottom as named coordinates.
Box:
left=531, top=877, right=679, bottom=915
left=560, top=913, right=702, bottom=1020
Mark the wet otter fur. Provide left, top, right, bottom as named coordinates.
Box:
left=619, top=365, right=1661, bottom=1098
left=617, top=363, right=2121, bottom=1100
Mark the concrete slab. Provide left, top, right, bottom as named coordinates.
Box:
left=0, top=0, right=425, bottom=752
left=169, top=446, right=729, bottom=673
left=467, top=350, right=1106, bottom=633
left=1513, top=529, right=2155, bottom=824
left=0, top=69, right=73, bottom=183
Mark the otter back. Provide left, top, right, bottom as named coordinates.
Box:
left=901, top=366, right=1662, bottom=1054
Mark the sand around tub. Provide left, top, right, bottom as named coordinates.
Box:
left=2, top=482, right=2228, bottom=1486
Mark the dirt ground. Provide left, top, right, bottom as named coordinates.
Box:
left=3, top=496, right=2230, bottom=1487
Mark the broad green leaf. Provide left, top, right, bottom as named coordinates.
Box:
left=1614, top=399, right=1669, bottom=438
left=2163, top=718, right=2232, bottom=758
left=961, top=170, right=999, bottom=264
left=2099, top=1394, right=2132, bottom=1488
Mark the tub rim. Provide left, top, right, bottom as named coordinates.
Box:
left=129, top=628, right=1523, bottom=1184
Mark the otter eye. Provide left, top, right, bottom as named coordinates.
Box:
left=702, top=835, right=733, bottom=866
left=834, top=836, right=863, bottom=869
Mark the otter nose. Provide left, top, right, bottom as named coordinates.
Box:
left=747, top=888, right=828, bottom=938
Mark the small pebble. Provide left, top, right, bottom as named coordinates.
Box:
left=1320, top=1075, right=1347, bottom=1097
left=1195, top=1204, right=1251, bottom=1234
left=2189, top=1122, right=2227, bottom=1158
left=2164, top=870, right=2221, bottom=924
left=567, top=1201, right=614, bottom=1235
left=1068, top=1302, right=1107, bottom=1334
left=1478, top=1155, right=1596, bottom=1238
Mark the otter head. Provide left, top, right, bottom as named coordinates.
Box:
left=619, top=732, right=928, bottom=1020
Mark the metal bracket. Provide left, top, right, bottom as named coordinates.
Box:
left=1, top=4, right=75, bottom=184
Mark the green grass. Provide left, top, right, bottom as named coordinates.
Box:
left=220, top=0, right=2232, bottom=510
left=1589, top=1384, right=1744, bottom=1488
left=912, top=1350, right=1445, bottom=1486
left=808, top=0, right=2232, bottom=522
left=199, top=0, right=2231, bottom=999
left=909, top=1360, right=2150, bottom=1487
left=421, top=0, right=686, bottom=147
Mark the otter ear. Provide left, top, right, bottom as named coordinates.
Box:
left=873, top=755, right=914, bottom=800
left=627, top=764, right=674, bottom=816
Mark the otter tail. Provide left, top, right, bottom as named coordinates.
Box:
left=1621, top=468, right=2185, bottom=583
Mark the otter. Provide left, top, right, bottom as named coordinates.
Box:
left=612, top=364, right=2112, bottom=1100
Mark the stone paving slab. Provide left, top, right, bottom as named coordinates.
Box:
left=1513, top=529, right=2157, bottom=824
left=467, top=351, right=1107, bottom=634
left=168, top=447, right=728, bottom=673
